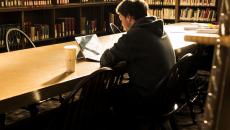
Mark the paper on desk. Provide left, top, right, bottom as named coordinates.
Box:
left=196, top=28, right=219, bottom=34
left=183, top=23, right=219, bottom=34
left=75, top=34, right=104, bottom=62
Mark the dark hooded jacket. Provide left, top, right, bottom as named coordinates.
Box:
left=100, top=16, right=176, bottom=97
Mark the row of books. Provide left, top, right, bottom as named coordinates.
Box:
left=25, top=0, right=52, bottom=6
left=80, top=17, right=97, bottom=35
left=146, top=0, right=176, bottom=5
left=180, top=8, right=216, bottom=22
left=149, top=8, right=175, bottom=20
left=80, top=0, right=117, bottom=3
left=80, top=13, right=123, bottom=35
left=24, top=22, right=50, bottom=41
left=162, top=0, right=175, bottom=5
left=55, top=17, right=75, bottom=38
left=0, top=24, right=20, bottom=48
left=0, top=0, right=119, bottom=7
left=2, top=0, right=215, bottom=7
left=0, top=0, right=52, bottom=7
left=180, top=0, right=216, bottom=6
left=103, top=0, right=118, bottom=2
left=55, top=0, right=69, bottom=4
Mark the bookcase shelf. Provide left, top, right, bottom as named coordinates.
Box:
left=146, top=0, right=221, bottom=23
left=149, top=4, right=176, bottom=7
left=180, top=5, right=217, bottom=8
left=0, top=1, right=120, bottom=52
left=0, top=0, right=221, bottom=52
left=178, top=0, right=221, bottom=22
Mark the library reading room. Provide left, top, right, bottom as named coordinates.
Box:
left=0, top=0, right=230, bottom=130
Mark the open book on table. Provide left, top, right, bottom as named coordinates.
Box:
left=75, top=34, right=104, bottom=62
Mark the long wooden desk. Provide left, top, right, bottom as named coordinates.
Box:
left=172, top=22, right=230, bottom=47
left=184, top=29, right=230, bottom=47
left=0, top=24, right=196, bottom=113
left=165, top=22, right=196, bottom=50
left=0, top=42, right=99, bottom=112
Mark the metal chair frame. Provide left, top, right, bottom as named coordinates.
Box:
left=109, top=23, right=122, bottom=33
left=5, top=28, right=36, bottom=52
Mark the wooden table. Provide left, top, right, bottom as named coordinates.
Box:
left=165, top=22, right=196, bottom=50
left=0, top=24, right=196, bottom=112
left=0, top=42, right=100, bottom=112
left=184, top=30, right=230, bottom=48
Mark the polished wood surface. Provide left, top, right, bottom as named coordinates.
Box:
left=184, top=34, right=230, bottom=48
left=0, top=24, right=196, bottom=112
left=0, top=42, right=100, bottom=112
left=0, top=42, right=100, bottom=99
left=178, top=22, right=230, bottom=47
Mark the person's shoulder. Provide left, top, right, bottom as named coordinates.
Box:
left=118, top=31, right=138, bottom=41
left=125, top=27, right=146, bottom=38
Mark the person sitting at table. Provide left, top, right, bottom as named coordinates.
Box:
left=100, top=0, right=176, bottom=129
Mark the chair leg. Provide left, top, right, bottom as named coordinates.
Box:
left=197, top=84, right=208, bottom=113
left=169, top=115, right=179, bottom=130
left=185, top=85, right=197, bottom=124
left=0, top=113, right=5, bottom=129
left=162, top=120, right=173, bottom=130
left=187, top=101, right=197, bottom=124
left=193, top=91, right=205, bottom=114
left=159, top=115, right=178, bottom=130
left=27, top=104, right=39, bottom=116
left=195, top=72, right=209, bottom=114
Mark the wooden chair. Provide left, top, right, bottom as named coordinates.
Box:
left=189, top=44, right=213, bottom=111
left=5, top=28, right=36, bottom=52
left=159, top=52, right=200, bottom=126
left=102, top=53, right=196, bottom=130
left=5, top=28, right=37, bottom=113
left=143, top=53, right=197, bottom=130
left=40, top=67, right=126, bottom=130
left=4, top=67, right=126, bottom=130
left=2, top=28, right=37, bottom=128
left=109, top=23, right=121, bottom=33
left=177, top=45, right=212, bottom=124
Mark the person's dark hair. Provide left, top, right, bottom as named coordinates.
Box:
left=116, top=0, right=149, bottom=20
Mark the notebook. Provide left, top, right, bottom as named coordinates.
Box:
left=75, top=34, right=103, bottom=62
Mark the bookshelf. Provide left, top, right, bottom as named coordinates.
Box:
left=146, top=0, right=221, bottom=24
left=179, top=0, right=218, bottom=22
left=148, top=0, right=178, bottom=23
left=0, top=0, right=221, bottom=52
left=0, top=1, right=120, bottom=52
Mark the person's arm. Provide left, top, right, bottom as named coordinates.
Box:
left=100, top=49, right=117, bottom=67
left=100, top=34, right=129, bottom=67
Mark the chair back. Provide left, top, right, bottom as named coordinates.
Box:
left=109, top=23, right=122, bottom=33
left=5, top=28, right=36, bottom=52
left=59, top=67, right=125, bottom=130
left=153, top=53, right=196, bottom=115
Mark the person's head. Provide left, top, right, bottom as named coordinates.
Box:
left=116, top=0, right=149, bottom=31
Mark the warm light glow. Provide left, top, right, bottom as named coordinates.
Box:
left=64, top=45, right=77, bottom=49
left=204, top=120, right=208, bottom=124
left=33, top=91, right=41, bottom=101
left=174, top=104, right=178, bottom=110
left=208, top=92, right=213, bottom=96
